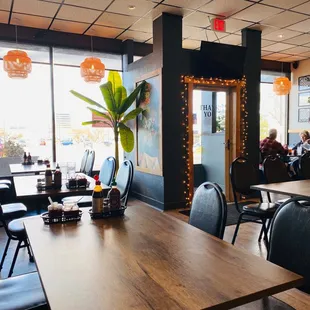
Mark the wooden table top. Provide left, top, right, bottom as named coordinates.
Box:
left=10, top=162, right=57, bottom=175
left=24, top=205, right=303, bottom=310
left=251, top=180, right=310, bottom=198
left=13, top=174, right=110, bottom=199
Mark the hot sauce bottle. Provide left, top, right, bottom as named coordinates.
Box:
left=108, top=178, right=121, bottom=210
left=92, top=175, right=103, bottom=213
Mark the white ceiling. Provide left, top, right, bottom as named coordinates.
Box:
left=1, top=0, right=310, bottom=62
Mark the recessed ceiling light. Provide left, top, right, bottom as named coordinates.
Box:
left=128, top=5, right=136, bottom=10
left=278, top=34, right=284, bottom=38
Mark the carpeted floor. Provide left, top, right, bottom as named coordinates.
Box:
left=179, top=201, right=257, bottom=226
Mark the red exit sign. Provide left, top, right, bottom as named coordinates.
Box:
left=211, top=18, right=226, bottom=32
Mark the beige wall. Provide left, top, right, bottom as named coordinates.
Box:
left=289, top=58, right=310, bottom=133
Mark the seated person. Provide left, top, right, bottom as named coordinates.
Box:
left=292, top=130, right=310, bottom=154
left=260, top=128, right=287, bottom=159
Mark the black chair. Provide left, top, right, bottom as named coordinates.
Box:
left=0, top=205, right=33, bottom=277
left=230, top=157, right=278, bottom=247
left=79, top=149, right=89, bottom=174
left=299, top=152, right=310, bottom=180
left=84, top=150, right=95, bottom=176
left=189, top=182, right=227, bottom=239
left=0, top=272, right=48, bottom=310
left=116, top=160, right=134, bottom=206
left=62, top=156, right=116, bottom=206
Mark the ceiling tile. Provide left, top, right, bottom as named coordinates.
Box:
left=182, top=39, right=201, bottom=49
left=13, top=0, right=60, bottom=18
left=85, top=25, right=123, bottom=38
left=0, top=0, right=11, bottom=11
left=183, top=25, right=204, bottom=38
left=188, top=28, right=227, bottom=41
left=146, top=4, right=193, bottom=20
left=233, top=3, right=283, bottom=22
left=199, top=0, right=252, bottom=17
left=261, top=0, right=308, bottom=9
left=288, top=19, right=310, bottom=32
left=11, top=13, right=52, bottom=29
left=130, top=18, right=152, bottom=33
left=262, top=39, right=277, bottom=47
left=249, top=24, right=279, bottom=35
left=263, top=28, right=302, bottom=41
left=145, top=38, right=153, bottom=44
left=183, top=11, right=213, bottom=27
left=224, top=18, right=253, bottom=33
left=50, top=19, right=90, bottom=34
left=282, top=46, right=310, bottom=55
left=300, top=51, right=310, bottom=57
left=163, top=0, right=212, bottom=10
left=40, top=0, right=62, bottom=2
left=264, top=42, right=295, bottom=52
left=292, top=2, right=310, bottom=14
left=263, top=52, right=292, bottom=60
left=107, top=0, right=156, bottom=17
left=280, top=55, right=309, bottom=62
left=56, top=4, right=101, bottom=23
left=260, top=11, right=307, bottom=28
left=261, top=50, right=273, bottom=56
left=220, top=34, right=241, bottom=45
left=64, top=0, right=113, bottom=11
left=0, top=10, right=9, bottom=23
left=284, top=34, right=310, bottom=45
left=96, top=12, right=139, bottom=29
left=117, top=29, right=152, bottom=42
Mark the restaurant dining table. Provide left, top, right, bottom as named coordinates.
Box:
left=24, top=204, right=303, bottom=310
left=251, top=179, right=310, bottom=198
left=10, top=162, right=57, bottom=175
left=13, top=173, right=110, bottom=200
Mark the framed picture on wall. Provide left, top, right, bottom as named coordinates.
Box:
left=298, top=108, right=310, bottom=122
left=135, top=69, right=162, bottom=176
left=298, top=92, right=310, bottom=106
left=298, top=75, right=310, bottom=91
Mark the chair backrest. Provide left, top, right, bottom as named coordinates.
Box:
left=299, top=152, right=310, bottom=179
left=189, top=182, right=227, bottom=239
left=84, top=150, right=95, bottom=176
left=230, top=157, right=260, bottom=211
left=99, top=156, right=116, bottom=186
left=268, top=197, right=310, bottom=293
left=115, top=160, right=134, bottom=206
left=263, top=155, right=291, bottom=184
left=79, top=149, right=89, bottom=174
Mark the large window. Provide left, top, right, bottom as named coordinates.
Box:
left=260, top=72, right=288, bottom=144
left=0, top=42, right=122, bottom=174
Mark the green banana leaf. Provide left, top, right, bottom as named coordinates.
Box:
left=119, top=123, right=134, bottom=152
left=87, top=107, right=111, bottom=120
left=99, top=81, right=116, bottom=113
left=114, top=86, right=127, bottom=111
left=70, top=90, right=106, bottom=110
left=121, top=108, right=143, bottom=123
left=82, top=120, right=112, bottom=127
left=119, top=81, right=146, bottom=115
left=108, top=71, right=122, bottom=95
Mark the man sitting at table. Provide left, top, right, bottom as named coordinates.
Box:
left=260, top=128, right=287, bottom=159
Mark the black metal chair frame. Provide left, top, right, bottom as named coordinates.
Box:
left=299, top=152, right=310, bottom=180
left=118, top=160, right=134, bottom=206
left=230, top=157, right=276, bottom=249
left=0, top=206, right=33, bottom=277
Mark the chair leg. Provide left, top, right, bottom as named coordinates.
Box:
left=0, top=238, right=11, bottom=271
left=25, top=239, right=34, bottom=262
left=8, top=240, right=22, bottom=278
left=258, top=224, right=264, bottom=242
left=261, top=220, right=270, bottom=251
left=232, top=213, right=244, bottom=245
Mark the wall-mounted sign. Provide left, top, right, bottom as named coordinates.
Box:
left=298, top=108, right=310, bottom=122
left=201, top=104, right=212, bottom=118
left=298, top=75, right=310, bottom=91
left=298, top=91, right=310, bottom=107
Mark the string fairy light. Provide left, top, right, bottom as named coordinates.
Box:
left=181, top=75, right=248, bottom=206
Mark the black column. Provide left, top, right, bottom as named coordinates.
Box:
left=122, top=39, right=134, bottom=72
left=242, top=28, right=261, bottom=166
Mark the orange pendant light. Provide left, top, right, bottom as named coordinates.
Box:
left=80, top=57, right=105, bottom=83
left=273, top=76, right=291, bottom=96
left=3, top=49, right=32, bottom=79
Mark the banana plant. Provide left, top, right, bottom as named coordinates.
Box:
left=70, top=71, right=146, bottom=172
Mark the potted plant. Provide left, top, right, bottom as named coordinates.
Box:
left=70, top=71, right=146, bottom=172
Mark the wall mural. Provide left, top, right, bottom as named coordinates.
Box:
left=135, top=69, right=162, bottom=176
left=298, top=75, right=310, bottom=122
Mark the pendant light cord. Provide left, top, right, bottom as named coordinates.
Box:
left=91, top=36, right=93, bottom=53
left=15, top=25, right=18, bottom=44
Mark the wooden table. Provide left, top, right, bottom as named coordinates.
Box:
left=251, top=180, right=310, bottom=198
left=10, top=163, right=57, bottom=175
left=24, top=205, right=303, bottom=310
left=13, top=174, right=110, bottom=200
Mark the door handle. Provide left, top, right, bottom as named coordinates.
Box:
left=224, top=139, right=230, bottom=150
